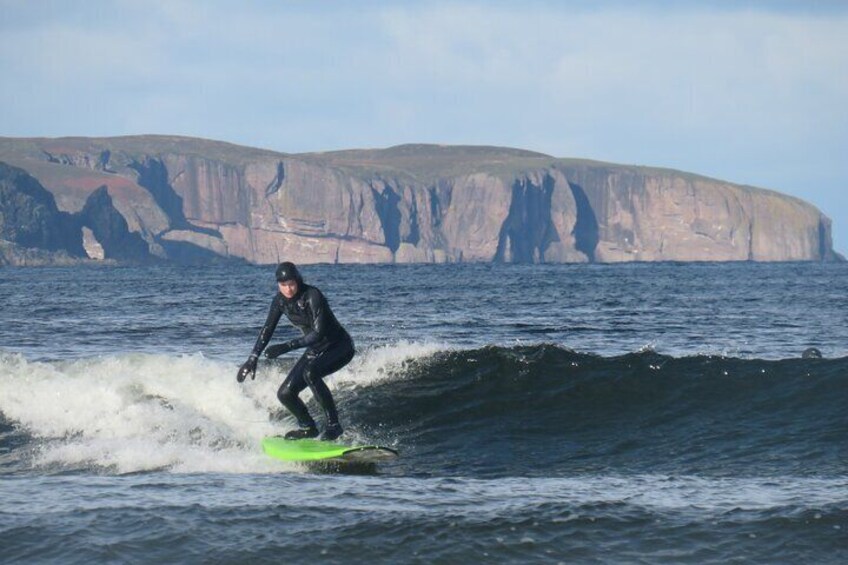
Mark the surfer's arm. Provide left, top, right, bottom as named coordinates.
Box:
left=250, top=295, right=284, bottom=357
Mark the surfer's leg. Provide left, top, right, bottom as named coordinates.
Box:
left=277, top=353, right=318, bottom=436
left=303, top=339, right=355, bottom=439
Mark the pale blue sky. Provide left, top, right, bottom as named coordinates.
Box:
left=2, top=1, right=846, bottom=253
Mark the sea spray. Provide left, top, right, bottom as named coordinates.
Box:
left=0, top=342, right=449, bottom=474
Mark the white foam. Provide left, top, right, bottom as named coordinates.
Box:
left=331, top=339, right=448, bottom=389
left=0, top=343, right=444, bottom=474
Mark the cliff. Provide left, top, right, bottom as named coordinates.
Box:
left=0, top=161, right=83, bottom=254
left=0, top=136, right=840, bottom=265
left=0, top=160, right=153, bottom=265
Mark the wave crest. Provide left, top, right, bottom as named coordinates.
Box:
left=2, top=344, right=845, bottom=476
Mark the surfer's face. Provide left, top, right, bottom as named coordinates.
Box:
left=278, top=279, right=298, bottom=298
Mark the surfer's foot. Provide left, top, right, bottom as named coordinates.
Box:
left=284, top=426, right=319, bottom=440
left=319, top=423, right=343, bottom=441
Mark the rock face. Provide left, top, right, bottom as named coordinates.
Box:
left=0, top=161, right=87, bottom=265
left=0, top=160, right=152, bottom=265
left=0, top=162, right=82, bottom=252
left=79, top=186, right=152, bottom=262
left=0, top=136, right=840, bottom=265
left=81, top=226, right=105, bottom=260
left=559, top=164, right=838, bottom=263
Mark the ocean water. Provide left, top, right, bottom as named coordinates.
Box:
left=1, top=262, right=846, bottom=563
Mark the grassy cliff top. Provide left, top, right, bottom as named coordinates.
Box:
left=0, top=135, right=813, bottom=208
left=296, top=143, right=555, bottom=182
left=0, top=135, right=741, bottom=183
left=0, top=135, right=289, bottom=165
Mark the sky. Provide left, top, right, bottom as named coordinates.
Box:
left=1, top=0, right=846, bottom=253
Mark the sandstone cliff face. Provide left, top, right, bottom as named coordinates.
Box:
left=0, top=136, right=839, bottom=265
left=558, top=165, right=834, bottom=262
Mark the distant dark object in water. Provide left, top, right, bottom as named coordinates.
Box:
left=802, top=347, right=823, bottom=359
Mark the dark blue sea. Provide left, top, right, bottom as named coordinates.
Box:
left=1, top=262, right=846, bottom=563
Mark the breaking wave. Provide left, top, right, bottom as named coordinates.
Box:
left=1, top=344, right=846, bottom=477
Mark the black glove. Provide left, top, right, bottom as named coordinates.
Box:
left=236, top=355, right=258, bottom=383
left=265, top=341, right=295, bottom=359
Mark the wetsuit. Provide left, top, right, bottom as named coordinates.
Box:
left=252, top=284, right=354, bottom=430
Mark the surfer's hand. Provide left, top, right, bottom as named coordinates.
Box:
left=237, top=355, right=258, bottom=383
left=265, top=341, right=294, bottom=359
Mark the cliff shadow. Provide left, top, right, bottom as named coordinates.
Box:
left=371, top=184, right=402, bottom=253
left=80, top=186, right=153, bottom=262
left=157, top=239, right=242, bottom=265
left=0, top=161, right=86, bottom=257
left=495, top=175, right=559, bottom=263
left=265, top=161, right=286, bottom=197
left=567, top=182, right=599, bottom=262
left=128, top=158, right=218, bottom=237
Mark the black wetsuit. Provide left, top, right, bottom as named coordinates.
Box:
left=252, top=284, right=354, bottom=429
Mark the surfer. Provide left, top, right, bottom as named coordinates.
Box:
left=236, top=262, right=354, bottom=441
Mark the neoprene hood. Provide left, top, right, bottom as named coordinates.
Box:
left=275, top=262, right=303, bottom=284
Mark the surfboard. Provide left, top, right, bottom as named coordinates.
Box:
left=261, top=437, right=398, bottom=464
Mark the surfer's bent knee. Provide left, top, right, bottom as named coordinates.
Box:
left=277, top=384, right=294, bottom=404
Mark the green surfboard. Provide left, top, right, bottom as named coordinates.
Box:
left=262, top=437, right=399, bottom=464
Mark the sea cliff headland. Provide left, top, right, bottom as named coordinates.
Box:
left=0, top=136, right=840, bottom=265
